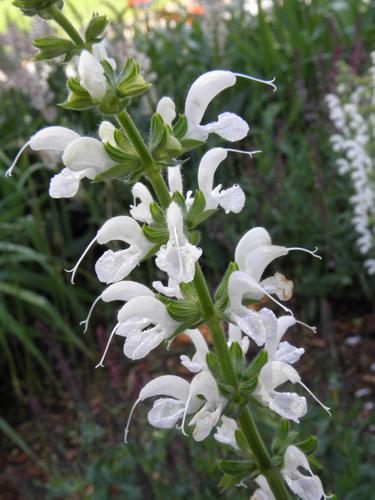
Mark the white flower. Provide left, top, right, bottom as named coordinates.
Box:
left=94, top=216, right=154, bottom=284
left=214, top=416, right=239, bottom=450
left=251, top=475, right=275, bottom=500
left=152, top=277, right=182, bottom=298
left=265, top=315, right=305, bottom=365
left=198, top=148, right=246, bottom=214
left=180, top=329, right=209, bottom=373
left=116, top=296, right=179, bottom=360
left=282, top=446, right=327, bottom=500
left=129, top=182, right=154, bottom=223
left=6, top=124, right=115, bottom=198
left=228, top=322, right=250, bottom=354
left=156, top=96, right=176, bottom=126
left=125, top=370, right=223, bottom=442
left=155, top=202, right=202, bottom=284
left=78, top=49, right=107, bottom=101
left=168, top=164, right=183, bottom=195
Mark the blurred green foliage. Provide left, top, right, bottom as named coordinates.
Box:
left=0, top=0, right=374, bottom=497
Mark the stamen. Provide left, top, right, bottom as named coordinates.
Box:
left=65, top=235, right=97, bottom=284
left=233, top=73, right=277, bottom=92
left=226, top=149, right=262, bottom=157
left=95, top=323, right=119, bottom=369
left=5, top=141, right=30, bottom=177
left=295, top=319, right=317, bottom=334
left=179, top=394, right=192, bottom=437
left=288, top=246, right=322, bottom=260
left=80, top=294, right=102, bottom=333
left=254, top=281, right=293, bottom=315
left=124, top=398, right=141, bottom=443
left=299, top=381, right=331, bottom=416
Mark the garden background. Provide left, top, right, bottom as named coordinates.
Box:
left=0, top=0, right=374, bottom=498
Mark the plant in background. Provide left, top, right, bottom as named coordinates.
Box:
left=6, top=1, right=334, bottom=498
left=326, top=55, right=375, bottom=275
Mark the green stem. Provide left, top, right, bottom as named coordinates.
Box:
left=117, top=110, right=171, bottom=208
left=46, top=7, right=86, bottom=48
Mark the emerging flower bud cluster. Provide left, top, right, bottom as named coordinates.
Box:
left=326, top=54, right=375, bottom=275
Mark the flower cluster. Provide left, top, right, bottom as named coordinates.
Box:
left=326, top=54, right=375, bottom=275
left=6, top=5, right=332, bottom=497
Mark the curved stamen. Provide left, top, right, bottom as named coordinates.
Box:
left=179, top=394, right=192, bottom=437
left=253, top=281, right=293, bottom=315
left=95, top=323, right=119, bottom=369
left=124, top=398, right=141, bottom=443
left=295, top=319, right=317, bottom=334
left=226, top=148, right=262, bottom=157
left=234, top=73, right=277, bottom=92
left=5, top=141, right=30, bottom=177
left=80, top=294, right=102, bottom=333
left=65, top=235, right=97, bottom=284
left=299, top=381, right=331, bottom=416
left=288, top=246, right=322, bottom=260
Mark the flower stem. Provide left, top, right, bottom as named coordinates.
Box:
left=116, top=110, right=171, bottom=208
left=46, top=7, right=86, bottom=48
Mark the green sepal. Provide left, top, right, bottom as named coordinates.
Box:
left=60, top=94, right=95, bottom=110
left=243, top=350, right=268, bottom=380
left=188, top=230, right=201, bottom=246
left=171, top=191, right=186, bottom=207
left=173, top=114, right=188, bottom=140
left=180, top=138, right=204, bottom=151
left=13, top=0, right=63, bottom=17
left=271, top=419, right=290, bottom=455
left=166, top=299, right=201, bottom=324
left=67, top=78, right=90, bottom=96
left=85, top=14, right=108, bottom=44
left=308, top=455, right=322, bottom=470
left=235, top=429, right=254, bottom=458
left=214, top=261, right=239, bottom=311
left=33, top=36, right=75, bottom=60
left=117, top=57, right=151, bottom=98
left=114, top=129, right=135, bottom=152
left=193, top=208, right=217, bottom=225
left=295, top=435, right=318, bottom=456
left=104, top=142, right=139, bottom=163
left=93, top=163, right=141, bottom=183
left=149, top=113, right=167, bottom=152
left=149, top=202, right=165, bottom=225
left=142, top=224, right=169, bottom=245
left=230, top=341, right=245, bottom=378
left=179, top=282, right=199, bottom=303
left=185, top=191, right=205, bottom=226
left=219, top=459, right=257, bottom=476
left=219, top=470, right=253, bottom=491
left=206, top=352, right=222, bottom=380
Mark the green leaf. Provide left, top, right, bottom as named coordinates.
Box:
left=243, top=350, right=268, bottom=380
left=166, top=299, right=201, bottom=324
left=185, top=191, right=205, bottom=226
left=173, top=114, right=188, bottom=140
left=214, top=261, right=239, bottom=311
left=206, top=352, right=222, bottom=380
left=85, top=14, right=108, bottom=43
left=219, top=471, right=251, bottom=491
left=296, top=435, right=318, bottom=455
left=142, top=224, right=169, bottom=244
left=219, top=459, right=257, bottom=476
left=180, top=138, right=204, bottom=151
left=33, top=36, right=75, bottom=60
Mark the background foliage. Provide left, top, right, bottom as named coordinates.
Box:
left=0, top=0, right=374, bottom=498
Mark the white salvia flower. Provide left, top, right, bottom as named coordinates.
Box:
left=265, top=315, right=306, bottom=365
left=116, top=296, right=179, bottom=360
left=152, top=277, right=182, bottom=298
left=125, top=371, right=223, bottom=443
left=78, top=50, right=107, bottom=101
left=92, top=39, right=116, bottom=70
left=198, top=148, right=246, bottom=214
left=180, top=329, right=209, bottom=373
left=282, top=446, right=327, bottom=500
left=155, top=202, right=202, bottom=284
left=98, top=120, right=117, bottom=146
left=254, top=360, right=330, bottom=422
left=251, top=475, right=275, bottom=500
left=184, top=70, right=276, bottom=142
left=6, top=125, right=115, bottom=198
left=129, top=182, right=154, bottom=223
left=156, top=96, right=176, bottom=126
left=214, top=416, right=239, bottom=450
left=228, top=323, right=250, bottom=354
left=94, top=216, right=154, bottom=284
left=168, top=165, right=183, bottom=195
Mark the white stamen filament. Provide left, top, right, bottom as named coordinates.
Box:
left=299, top=381, right=331, bottom=416
left=5, top=141, right=30, bottom=177
left=179, top=393, right=192, bottom=436
left=295, top=319, right=317, bottom=334
left=124, top=398, right=141, bottom=443
left=234, top=73, right=277, bottom=92
left=288, top=246, right=322, bottom=260
left=226, top=149, right=262, bottom=157
left=79, top=294, right=102, bottom=333
left=95, top=323, right=119, bottom=369
left=65, top=235, right=97, bottom=284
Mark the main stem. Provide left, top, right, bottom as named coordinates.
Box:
left=116, top=108, right=290, bottom=499
left=46, top=7, right=86, bottom=48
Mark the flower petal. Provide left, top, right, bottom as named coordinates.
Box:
left=95, top=249, right=140, bottom=284
left=275, top=341, right=305, bottom=364
left=260, top=272, right=294, bottom=301
left=156, top=96, right=176, bottom=126
left=62, top=137, right=113, bottom=173
left=148, top=398, right=186, bottom=428
left=235, top=227, right=272, bottom=272
left=48, top=168, right=82, bottom=198
left=269, top=391, right=307, bottom=422
left=140, top=375, right=190, bottom=401
left=233, top=307, right=277, bottom=347
left=215, top=184, right=245, bottom=214
left=123, top=325, right=167, bottom=359
left=29, top=126, right=80, bottom=151
left=101, top=281, right=154, bottom=303
left=78, top=50, right=107, bottom=101
left=203, top=112, right=249, bottom=141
